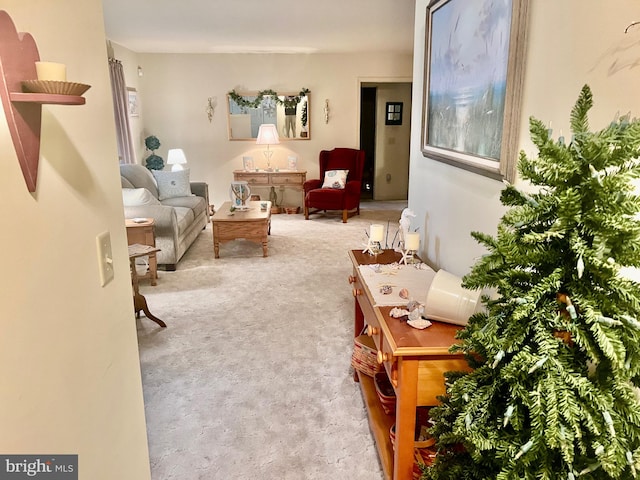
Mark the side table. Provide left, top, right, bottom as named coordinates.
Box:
left=349, top=249, right=470, bottom=480
left=125, top=218, right=158, bottom=285
left=128, top=244, right=165, bottom=328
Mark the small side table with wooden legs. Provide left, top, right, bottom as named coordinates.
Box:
left=125, top=218, right=158, bottom=285
left=128, top=244, right=166, bottom=328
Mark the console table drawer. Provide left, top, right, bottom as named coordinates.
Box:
left=234, top=173, right=269, bottom=184
left=271, top=174, right=303, bottom=185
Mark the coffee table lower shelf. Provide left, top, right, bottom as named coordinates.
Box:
left=357, top=370, right=395, bottom=480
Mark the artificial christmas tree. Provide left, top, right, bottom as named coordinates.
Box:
left=422, top=85, right=640, bottom=480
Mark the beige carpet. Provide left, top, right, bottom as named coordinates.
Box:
left=136, top=200, right=406, bottom=479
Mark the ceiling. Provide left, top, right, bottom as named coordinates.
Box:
left=102, top=0, right=416, bottom=54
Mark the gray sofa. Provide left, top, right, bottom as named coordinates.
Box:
left=120, top=164, right=209, bottom=270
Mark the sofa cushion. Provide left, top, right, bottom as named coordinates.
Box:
left=122, top=188, right=161, bottom=207
left=152, top=169, right=192, bottom=200
left=173, top=206, right=195, bottom=235
left=161, top=195, right=206, bottom=219
left=120, top=164, right=159, bottom=198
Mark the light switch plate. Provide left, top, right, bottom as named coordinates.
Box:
left=96, top=231, right=114, bottom=287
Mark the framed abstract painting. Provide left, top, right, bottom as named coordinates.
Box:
left=421, top=0, right=529, bottom=182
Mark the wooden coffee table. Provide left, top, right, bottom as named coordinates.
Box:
left=212, top=201, right=271, bottom=258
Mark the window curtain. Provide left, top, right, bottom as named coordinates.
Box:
left=108, top=58, right=135, bottom=164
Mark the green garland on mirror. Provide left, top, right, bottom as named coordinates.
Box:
left=228, top=88, right=310, bottom=108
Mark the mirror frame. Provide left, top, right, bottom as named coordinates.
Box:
left=227, top=89, right=310, bottom=141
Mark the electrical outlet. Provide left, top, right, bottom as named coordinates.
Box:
left=96, top=231, right=114, bottom=287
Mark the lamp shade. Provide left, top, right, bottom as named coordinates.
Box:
left=167, top=149, right=187, bottom=171
left=256, top=124, right=280, bottom=145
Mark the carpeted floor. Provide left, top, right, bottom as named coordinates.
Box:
left=136, top=200, right=406, bottom=480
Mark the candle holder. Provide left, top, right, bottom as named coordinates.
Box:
left=363, top=224, right=385, bottom=255
left=363, top=239, right=383, bottom=256
left=399, top=247, right=417, bottom=265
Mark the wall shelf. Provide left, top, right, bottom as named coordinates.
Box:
left=0, top=10, right=88, bottom=192
left=10, top=92, right=86, bottom=105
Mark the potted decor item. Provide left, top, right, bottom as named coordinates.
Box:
left=269, top=186, right=281, bottom=214
left=144, top=135, right=164, bottom=170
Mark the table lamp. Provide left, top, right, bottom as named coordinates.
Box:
left=256, top=124, right=279, bottom=171
left=167, top=148, right=187, bottom=171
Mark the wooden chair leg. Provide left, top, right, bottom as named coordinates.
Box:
left=342, top=209, right=348, bottom=223
left=304, top=206, right=309, bottom=220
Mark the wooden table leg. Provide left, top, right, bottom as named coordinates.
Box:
left=130, top=259, right=166, bottom=328
left=148, top=251, right=158, bottom=286
left=262, top=237, right=268, bottom=257
left=394, top=357, right=419, bottom=480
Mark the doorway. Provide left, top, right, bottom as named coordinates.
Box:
left=360, top=87, right=377, bottom=199
left=359, top=81, right=412, bottom=202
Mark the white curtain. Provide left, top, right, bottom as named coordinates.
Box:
left=108, top=58, right=135, bottom=164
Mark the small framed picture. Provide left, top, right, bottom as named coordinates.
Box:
left=127, top=87, right=139, bottom=117
left=385, top=102, right=402, bottom=125
left=242, top=156, right=254, bottom=171
left=287, top=155, right=298, bottom=170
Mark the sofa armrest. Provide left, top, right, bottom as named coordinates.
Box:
left=303, top=179, right=322, bottom=193
left=123, top=204, right=179, bottom=239
left=191, top=181, right=209, bottom=205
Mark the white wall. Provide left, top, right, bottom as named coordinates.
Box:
left=0, top=2, right=150, bottom=479
left=109, top=49, right=413, bottom=208
left=409, top=0, right=640, bottom=277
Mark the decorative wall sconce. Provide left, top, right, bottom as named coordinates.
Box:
left=324, top=99, right=330, bottom=124
left=137, top=65, right=143, bottom=77
left=206, top=96, right=217, bottom=122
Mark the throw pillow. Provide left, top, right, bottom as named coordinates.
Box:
left=152, top=169, right=192, bottom=200
left=321, top=169, right=349, bottom=189
left=122, top=188, right=161, bottom=206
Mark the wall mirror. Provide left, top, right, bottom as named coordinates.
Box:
left=227, top=90, right=310, bottom=141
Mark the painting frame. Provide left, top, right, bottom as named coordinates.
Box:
left=385, top=102, right=403, bottom=126
left=127, top=87, right=139, bottom=117
left=421, top=0, right=529, bottom=182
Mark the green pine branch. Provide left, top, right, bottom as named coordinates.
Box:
left=422, top=85, right=640, bottom=480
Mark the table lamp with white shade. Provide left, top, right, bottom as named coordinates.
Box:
left=256, top=124, right=280, bottom=171
left=167, top=148, right=187, bottom=171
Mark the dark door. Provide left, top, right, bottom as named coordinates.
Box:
left=359, top=87, right=376, bottom=199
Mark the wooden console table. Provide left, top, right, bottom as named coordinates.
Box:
left=233, top=170, right=306, bottom=207
left=348, top=249, right=470, bottom=480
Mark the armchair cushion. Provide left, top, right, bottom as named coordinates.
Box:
left=321, top=169, right=349, bottom=189
left=152, top=169, right=192, bottom=200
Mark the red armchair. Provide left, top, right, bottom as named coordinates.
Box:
left=304, top=148, right=365, bottom=223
